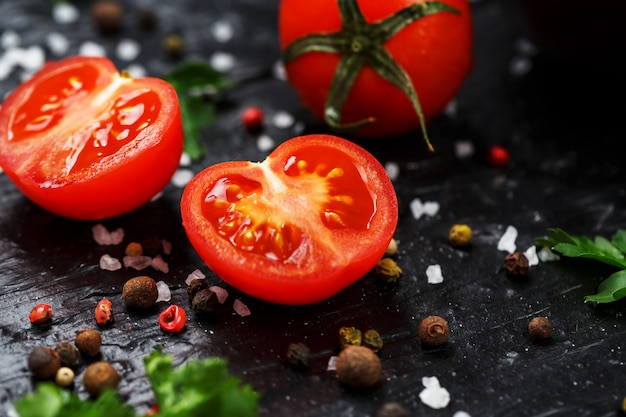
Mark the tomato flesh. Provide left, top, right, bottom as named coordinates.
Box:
left=0, top=56, right=183, bottom=220
left=181, top=134, right=398, bottom=305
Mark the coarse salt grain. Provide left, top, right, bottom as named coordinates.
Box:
left=233, top=299, right=251, bottom=317
left=524, top=245, right=539, bottom=266
left=161, top=239, right=172, bottom=255
left=327, top=356, right=338, bottom=371
left=171, top=168, right=194, bottom=187
left=419, top=376, right=450, bottom=409
left=443, top=99, right=458, bottom=118
left=453, top=412, right=472, bottom=417
left=410, top=198, right=440, bottom=220
left=1, top=30, right=21, bottom=49
left=151, top=255, right=169, bottom=273
left=385, top=161, right=400, bottom=181
left=209, top=286, right=229, bottom=304
left=92, top=224, right=124, bottom=245
left=497, top=225, right=518, bottom=253
left=257, top=134, right=275, bottom=152
left=99, top=254, right=122, bottom=271
left=538, top=246, right=560, bottom=262
left=116, top=38, right=141, bottom=61
left=123, top=255, right=152, bottom=270
left=426, top=264, right=444, bottom=284
left=185, top=269, right=206, bottom=285
left=52, top=2, right=80, bottom=24
left=17, top=45, right=45, bottom=72
left=155, top=280, right=171, bottom=302
left=179, top=152, right=192, bottom=167
left=211, top=20, right=234, bottom=43
left=210, top=51, right=236, bottom=72
left=46, top=32, right=70, bottom=56
left=273, top=60, right=286, bottom=80
left=509, top=56, right=532, bottom=77
left=271, top=111, right=295, bottom=129
left=125, top=64, right=147, bottom=78
left=78, top=41, right=106, bottom=57
left=454, top=140, right=475, bottom=159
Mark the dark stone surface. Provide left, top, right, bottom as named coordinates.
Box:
left=0, top=1, right=625, bottom=416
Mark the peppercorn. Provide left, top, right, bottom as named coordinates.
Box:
left=503, top=251, right=529, bottom=276
left=75, top=328, right=102, bottom=357
left=418, top=315, right=450, bottom=348
left=95, top=298, right=113, bottom=325
left=621, top=396, right=626, bottom=413
left=486, top=145, right=510, bottom=168
left=55, top=367, right=75, bottom=387
left=335, top=345, right=381, bottom=388
left=28, top=346, right=61, bottom=379
left=54, top=342, right=80, bottom=368
left=374, top=258, right=403, bottom=283
left=385, top=238, right=398, bottom=257
left=187, top=278, right=210, bottom=300
left=377, top=402, right=410, bottom=417
left=125, top=242, right=144, bottom=257
left=449, top=224, right=472, bottom=247
left=286, top=342, right=311, bottom=369
left=138, top=7, right=157, bottom=30
left=339, top=326, right=362, bottom=349
left=191, top=288, right=218, bottom=314
left=83, top=361, right=120, bottom=397
left=362, top=329, right=383, bottom=353
left=162, top=33, right=185, bottom=58
left=122, top=276, right=158, bottom=310
left=91, top=0, right=124, bottom=34
left=528, top=316, right=553, bottom=341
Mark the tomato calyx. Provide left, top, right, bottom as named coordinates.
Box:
left=282, top=0, right=459, bottom=150
left=158, top=305, right=186, bottom=333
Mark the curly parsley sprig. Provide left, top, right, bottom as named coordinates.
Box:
left=535, top=228, right=626, bottom=304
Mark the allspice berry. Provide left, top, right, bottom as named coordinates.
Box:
left=75, top=328, right=102, bottom=357
left=28, top=346, right=61, bottom=379
left=91, top=0, right=124, bottom=34
left=286, top=342, right=311, bottom=369
left=55, top=342, right=80, bottom=368
left=335, top=345, right=381, bottom=388
left=503, top=251, right=529, bottom=276
left=377, top=402, right=410, bottom=417
left=528, top=316, right=553, bottom=341
left=122, top=276, right=158, bottom=310
left=418, top=315, right=450, bottom=347
left=83, top=361, right=120, bottom=397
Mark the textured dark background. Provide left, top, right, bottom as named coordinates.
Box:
left=0, top=1, right=625, bottom=416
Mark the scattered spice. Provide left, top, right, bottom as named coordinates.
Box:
left=82, top=361, right=120, bottom=397
left=362, top=329, right=383, bottom=353
left=241, top=106, right=264, bottom=132
left=339, top=326, right=362, bottom=349
left=54, top=342, right=80, bottom=369
left=28, top=303, right=53, bottom=324
left=335, top=345, right=381, bottom=388
left=122, top=276, right=159, bottom=310
left=27, top=346, right=61, bottom=379
left=158, top=305, right=187, bottom=333
left=94, top=298, right=113, bottom=325
left=75, top=328, right=102, bottom=357
left=55, top=367, right=75, bottom=387
left=91, top=0, right=124, bottom=34
left=528, top=316, right=553, bottom=341
left=385, top=238, right=398, bottom=257
left=187, top=278, right=209, bottom=300
left=503, top=251, right=529, bottom=276
left=125, top=241, right=144, bottom=257
left=286, top=342, right=311, bottom=369
left=486, top=145, right=510, bottom=168
left=377, top=402, right=410, bottom=417
left=449, top=224, right=472, bottom=247
left=418, top=316, right=450, bottom=348
left=191, top=288, right=218, bottom=315
left=162, top=33, right=185, bottom=58
left=374, top=258, right=403, bottom=283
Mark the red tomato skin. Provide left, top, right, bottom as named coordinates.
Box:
left=0, top=56, right=183, bottom=220
left=279, top=0, right=473, bottom=138
left=181, top=134, right=398, bottom=305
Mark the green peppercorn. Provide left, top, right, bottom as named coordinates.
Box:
left=374, top=258, right=403, bottom=283
left=362, top=329, right=383, bottom=352
left=339, top=326, right=362, bottom=349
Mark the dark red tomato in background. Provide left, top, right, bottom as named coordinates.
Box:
left=181, top=134, right=398, bottom=305
left=0, top=56, right=183, bottom=220
left=279, top=0, right=473, bottom=140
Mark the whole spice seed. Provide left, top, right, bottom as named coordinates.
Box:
left=286, top=342, right=311, bottom=369
left=191, top=288, right=218, bottom=314
left=486, top=145, right=510, bottom=168
left=162, top=33, right=186, bottom=58
left=503, top=251, right=529, bottom=276
left=54, top=342, right=80, bottom=368
left=91, top=0, right=124, bottom=34
left=384, top=238, right=398, bottom=257
left=374, top=258, right=403, bottom=283
left=187, top=278, right=209, bottom=300
left=335, top=345, right=381, bottom=388
left=122, top=276, right=159, bottom=310
left=528, top=316, right=553, bottom=341
left=377, top=402, right=410, bottom=417
left=28, top=303, right=53, bottom=324
left=55, top=367, right=75, bottom=387
left=418, top=315, right=450, bottom=348
left=83, top=361, right=120, bottom=397
left=362, top=329, right=383, bottom=353
left=75, top=328, right=102, bottom=357
left=125, top=241, right=144, bottom=257
left=158, top=305, right=186, bottom=333
left=449, top=224, right=472, bottom=247
left=95, top=298, right=113, bottom=325
left=339, top=326, right=362, bottom=349
left=27, top=346, right=61, bottom=379
left=241, top=106, right=264, bottom=132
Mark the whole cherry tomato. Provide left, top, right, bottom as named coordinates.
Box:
left=0, top=56, right=183, bottom=220
left=279, top=0, right=473, bottom=145
left=29, top=303, right=53, bottom=324
left=181, top=134, right=398, bottom=305
left=158, top=305, right=186, bottom=333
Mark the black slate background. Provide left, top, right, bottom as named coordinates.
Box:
left=1, top=1, right=625, bottom=416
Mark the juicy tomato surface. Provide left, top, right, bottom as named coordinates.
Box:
left=181, top=134, right=398, bottom=305
left=279, top=0, right=473, bottom=139
left=0, top=56, right=183, bottom=220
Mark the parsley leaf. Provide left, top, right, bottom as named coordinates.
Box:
left=535, top=228, right=626, bottom=303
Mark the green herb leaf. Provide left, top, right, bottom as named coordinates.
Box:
left=177, top=95, right=216, bottom=161
left=535, top=228, right=626, bottom=303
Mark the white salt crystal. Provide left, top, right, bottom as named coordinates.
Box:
left=509, top=56, right=532, bottom=77
left=151, top=255, right=169, bottom=273
left=327, top=356, right=338, bottom=371
left=385, top=161, right=400, bottom=181
left=171, top=168, right=194, bottom=187
left=233, top=299, right=251, bottom=317
left=155, top=280, right=171, bottom=302
left=443, top=99, right=458, bottom=118
left=17, top=45, right=45, bottom=72
left=161, top=239, right=172, bottom=255
left=271, top=111, right=295, bottom=129
left=211, top=20, right=234, bottom=43
left=209, top=286, right=229, bottom=304
left=538, top=246, right=560, bottom=262
left=52, top=2, right=80, bottom=24
left=272, top=60, right=286, bottom=80
left=179, top=152, right=192, bottom=167
left=419, top=376, right=450, bottom=409
left=125, top=64, right=147, bottom=78
left=257, top=134, right=275, bottom=152
left=1, top=30, right=21, bottom=49
left=454, top=140, right=475, bottom=159
left=497, top=225, right=518, bottom=253
left=210, top=51, right=236, bottom=72
left=426, top=264, right=444, bottom=284
left=185, top=269, right=206, bottom=285
left=78, top=41, right=106, bottom=57
left=516, top=38, right=538, bottom=56
left=453, top=412, right=472, bottom=417
left=123, top=255, right=152, bottom=270
left=410, top=198, right=440, bottom=220
left=46, top=32, right=70, bottom=56
left=524, top=245, right=539, bottom=266
left=99, top=254, right=122, bottom=271
left=92, top=224, right=124, bottom=245
left=116, top=39, right=141, bottom=61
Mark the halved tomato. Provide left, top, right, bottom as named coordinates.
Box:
left=181, top=134, right=398, bottom=305
left=0, top=56, right=183, bottom=220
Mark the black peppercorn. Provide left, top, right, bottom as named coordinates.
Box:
left=528, top=316, right=553, bottom=341
left=55, top=342, right=80, bottom=368
left=28, top=346, right=61, bottom=379
left=191, top=288, right=218, bottom=314
left=503, top=251, right=529, bottom=276
left=187, top=278, right=209, bottom=300
left=286, top=342, right=311, bottom=369
left=91, top=0, right=124, bottom=34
